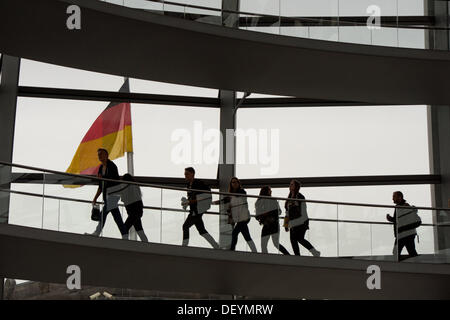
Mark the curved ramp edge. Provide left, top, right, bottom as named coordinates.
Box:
left=0, top=0, right=450, bottom=104
left=0, top=224, right=450, bottom=299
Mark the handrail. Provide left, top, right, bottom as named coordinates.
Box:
left=140, top=0, right=450, bottom=31
left=1, top=160, right=449, bottom=212
left=2, top=188, right=446, bottom=227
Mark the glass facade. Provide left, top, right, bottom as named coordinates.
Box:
left=2, top=0, right=449, bottom=301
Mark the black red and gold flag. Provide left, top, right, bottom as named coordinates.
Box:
left=65, top=79, right=133, bottom=186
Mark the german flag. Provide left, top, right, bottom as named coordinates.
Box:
left=65, top=78, right=133, bottom=186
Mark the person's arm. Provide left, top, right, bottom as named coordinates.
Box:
left=283, top=216, right=289, bottom=232
left=386, top=210, right=395, bottom=222
left=110, top=161, right=119, bottom=180
left=188, top=181, right=209, bottom=205
left=212, top=198, right=225, bottom=205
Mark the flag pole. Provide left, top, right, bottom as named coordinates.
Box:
left=127, top=151, right=137, bottom=240
left=127, top=152, right=134, bottom=176
left=125, top=77, right=137, bottom=241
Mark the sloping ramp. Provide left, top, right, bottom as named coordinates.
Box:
left=1, top=0, right=450, bottom=104
left=1, top=223, right=450, bottom=299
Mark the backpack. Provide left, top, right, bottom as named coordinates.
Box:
left=196, top=184, right=212, bottom=215
left=397, top=206, right=422, bottom=236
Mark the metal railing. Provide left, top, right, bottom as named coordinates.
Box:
left=1, top=160, right=449, bottom=211
left=120, top=0, right=450, bottom=31
left=1, top=160, right=449, bottom=263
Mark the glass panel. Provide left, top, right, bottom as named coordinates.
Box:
left=241, top=0, right=281, bottom=16
left=8, top=189, right=43, bottom=229
left=19, top=60, right=219, bottom=97
left=424, top=209, right=450, bottom=263
left=59, top=197, right=96, bottom=235
left=371, top=27, right=398, bottom=47
left=398, top=28, right=426, bottom=49
left=130, top=78, right=218, bottom=97
left=398, top=0, right=425, bottom=16
left=42, top=197, right=59, bottom=231
left=338, top=27, right=371, bottom=45
left=371, top=223, right=396, bottom=257
left=338, top=204, right=386, bottom=258
left=236, top=106, right=429, bottom=178
left=140, top=187, right=162, bottom=243
left=19, top=59, right=125, bottom=91
left=177, top=0, right=222, bottom=26
left=280, top=0, right=339, bottom=41
left=241, top=0, right=281, bottom=35
left=307, top=203, right=338, bottom=257
left=161, top=188, right=187, bottom=246
left=123, top=0, right=164, bottom=11
left=309, top=26, right=339, bottom=41
left=339, top=0, right=397, bottom=16
left=14, top=98, right=220, bottom=178
left=173, top=0, right=222, bottom=9
left=7, top=168, right=48, bottom=229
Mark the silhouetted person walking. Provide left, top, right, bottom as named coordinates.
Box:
left=181, top=167, right=219, bottom=249
left=255, top=186, right=290, bottom=255
left=87, top=148, right=127, bottom=239
left=285, top=180, right=320, bottom=257
left=213, top=177, right=257, bottom=252
left=107, top=174, right=149, bottom=242
left=386, top=191, right=420, bottom=261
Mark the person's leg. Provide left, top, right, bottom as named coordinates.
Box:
left=123, top=204, right=138, bottom=235
left=133, top=219, right=148, bottom=242
left=123, top=216, right=133, bottom=235
left=290, top=228, right=300, bottom=255
left=397, top=237, right=407, bottom=261
left=240, top=220, right=257, bottom=252
left=182, top=214, right=196, bottom=246
left=230, top=223, right=242, bottom=251
left=297, top=224, right=320, bottom=257
left=278, top=243, right=290, bottom=255
left=297, top=225, right=313, bottom=250
left=196, top=216, right=219, bottom=249
left=261, top=225, right=270, bottom=253
left=110, top=208, right=127, bottom=238
left=271, top=228, right=290, bottom=255
left=128, top=207, right=148, bottom=243
left=392, top=238, right=398, bottom=258
left=261, top=235, right=270, bottom=253
left=405, top=235, right=418, bottom=258
left=91, top=206, right=110, bottom=236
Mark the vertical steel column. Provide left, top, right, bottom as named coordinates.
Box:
left=218, top=90, right=236, bottom=249
left=0, top=55, right=21, bottom=300
left=426, top=0, right=450, bottom=252
left=222, top=0, right=240, bottom=28
left=217, top=0, right=240, bottom=249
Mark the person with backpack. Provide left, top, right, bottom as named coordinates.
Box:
left=386, top=191, right=421, bottom=261
left=107, top=174, right=149, bottom=242
left=255, top=186, right=290, bottom=255
left=213, top=177, right=257, bottom=252
left=86, top=148, right=127, bottom=239
left=181, top=167, right=219, bottom=249
left=284, top=179, right=321, bottom=257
